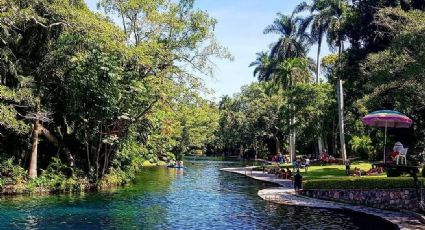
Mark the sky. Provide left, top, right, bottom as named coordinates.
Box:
left=84, top=0, right=331, bottom=99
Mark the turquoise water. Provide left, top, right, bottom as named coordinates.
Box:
left=0, top=161, right=396, bottom=229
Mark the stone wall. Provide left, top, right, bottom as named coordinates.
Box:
left=300, top=189, right=425, bottom=211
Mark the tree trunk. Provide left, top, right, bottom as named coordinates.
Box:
left=239, top=145, right=244, bottom=160
left=254, top=139, right=258, bottom=161
left=316, top=37, right=322, bottom=84
left=85, top=133, right=90, bottom=172
left=332, top=119, right=337, bottom=156
left=28, top=119, right=40, bottom=179
left=337, top=80, right=347, bottom=162
left=275, top=136, right=281, bottom=155
left=40, top=125, right=75, bottom=167
left=318, top=136, right=323, bottom=155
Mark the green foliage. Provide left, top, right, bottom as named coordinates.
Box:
left=0, top=0, right=227, bottom=189
left=349, top=135, right=375, bottom=160
left=25, top=158, right=89, bottom=193
left=99, top=167, right=132, bottom=188
left=303, top=177, right=425, bottom=190
left=0, top=157, right=26, bottom=184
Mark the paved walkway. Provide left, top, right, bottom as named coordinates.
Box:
left=220, top=167, right=425, bottom=230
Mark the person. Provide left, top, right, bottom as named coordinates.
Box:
left=296, top=158, right=302, bottom=169
left=168, top=159, right=175, bottom=167
left=286, top=168, right=292, bottom=179
left=271, top=155, right=277, bottom=163
left=294, top=169, right=302, bottom=191
left=393, top=141, right=404, bottom=153
left=345, top=160, right=350, bottom=176
left=353, top=167, right=361, bottom=177
left=279, top=168, right=286, bottom=179
left=278, top=153, right=283, bottom=164
left=320, top=149, right=330, bottom=162
left=304, top=158, right=310, bottom=173
left=366, top=165, right=378, bottom=175
left=292, top=159, right=297, bottom=171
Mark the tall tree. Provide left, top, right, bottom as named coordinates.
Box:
left=294, top=0, right=349, bottom=83
left=263, top=13, right=310, bottom=63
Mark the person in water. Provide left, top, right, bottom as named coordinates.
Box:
left=168, top=159, right=175, bottom=167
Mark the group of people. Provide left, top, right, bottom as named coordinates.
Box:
left=168, top=160, right=184, bottom=167
left=292, top=158, right=310, bottom=172
left=345, top=160, right=384, bottom=177
left=271, top=153, right=287, bottom=164
left=267, top=166, right=303, bottom=191
left=319, top=149, right=337, bottom=163
left=274, top=167, right=292, bottom=179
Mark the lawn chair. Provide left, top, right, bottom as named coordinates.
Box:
left=396, top=148, right=408, bottom=165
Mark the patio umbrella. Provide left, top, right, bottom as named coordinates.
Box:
left=362, top=110, right=413, bottom=163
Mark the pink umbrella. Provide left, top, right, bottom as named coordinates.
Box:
left=362, top=110, right=413, bottom=163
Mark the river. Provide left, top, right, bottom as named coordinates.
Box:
left=0, top=161, right=396, bottom=229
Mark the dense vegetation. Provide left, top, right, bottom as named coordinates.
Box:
left=214, top=0, right=425, bottom=163
left=0, top=0, right=226, bottom=192
left=1, top=0, right=425, bottom=194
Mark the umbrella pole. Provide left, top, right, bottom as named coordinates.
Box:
left=384, top=122, right=387, bottom=164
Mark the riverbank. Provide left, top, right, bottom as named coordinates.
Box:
left=0, top=160, right=166, bottom=196
left=220, top=167, right=425, bottom=230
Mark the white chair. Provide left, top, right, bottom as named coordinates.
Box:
left=396, top=148, right=408, bottom=165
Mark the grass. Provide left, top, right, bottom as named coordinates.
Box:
left=261, top=161, right=378, bottom=180
left=298, top=161, right=424, bottom=190
left=300, top=162, right=380, bottom=180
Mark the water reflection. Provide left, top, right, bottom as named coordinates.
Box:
left=0, top=161, right=396, bottom=230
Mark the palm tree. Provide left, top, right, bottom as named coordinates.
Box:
left=264, top=13, right=310, bottom=62
left=294, top=0, right=348, bottom=83
left=249, top=51, right=274, bottom=82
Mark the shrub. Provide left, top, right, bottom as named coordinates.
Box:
left=422, top=165, right=425, bottom=177
left=303, top=177, right=425, bottom=190
left=25, top=158, right=89, bottom=193
left=0, top=157, right=26, bottom=183
left=349, top=135, right=374, bottom=160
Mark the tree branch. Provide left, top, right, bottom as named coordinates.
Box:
left=30, top=17, right=68, bottom=29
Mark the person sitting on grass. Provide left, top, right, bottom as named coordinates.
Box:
left=320, top=149, right=329, bottom=162
left=353, top=167, right=361, bottom=177
left=366, top=165, right=384, bottom=175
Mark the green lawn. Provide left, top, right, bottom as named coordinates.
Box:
left=301, top=162, right=382, bottom=180
left=256, top=161, right=424, bottom=189
left=262, top=161, right=379, bottom=180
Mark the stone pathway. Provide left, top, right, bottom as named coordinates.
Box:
left=220, top=167, right=425, bottom=230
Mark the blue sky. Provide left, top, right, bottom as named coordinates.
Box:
left=84, top=0, right=331, bottom=99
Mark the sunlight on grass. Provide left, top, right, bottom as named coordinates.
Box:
left=300, top=162, right=382, bottom=180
